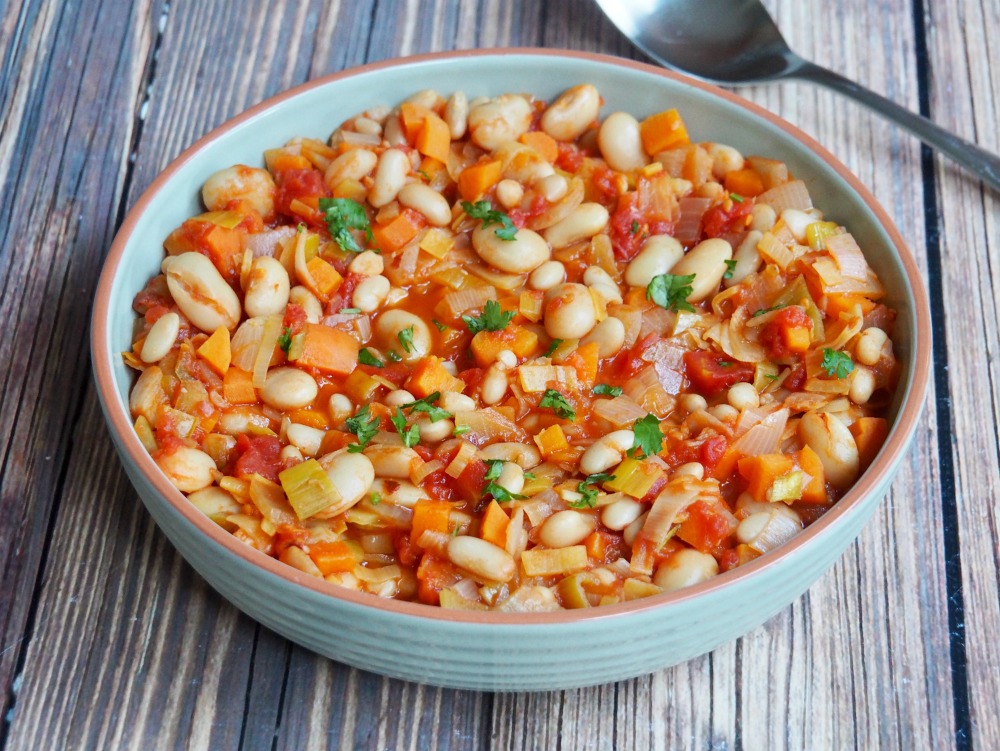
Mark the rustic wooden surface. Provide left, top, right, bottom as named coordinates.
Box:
left=0, top=0, right=995, bottom=748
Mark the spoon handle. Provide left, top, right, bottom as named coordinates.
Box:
left=794, top=61, right=1000, bottom=191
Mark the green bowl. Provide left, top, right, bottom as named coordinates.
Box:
left=92, top=49, right=930, bottom=690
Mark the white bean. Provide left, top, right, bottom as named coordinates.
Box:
left=244, top=256, right=290, bottom=318
left=477, top=442, right=542, bottom=469
left=669, top=238, right=733, bottom=302
left=445, top=90, right=469, bottom=139
left=324, top=148, right=377, bottom=191
left=704, top=142, right=745, bottom=179
left=798, top=411, right=860, bottom=489
left=653, top=549, right=719, bottom=592
left=368, top=148, right=410, bottom=208
left=625, top=235, right=684, bottom=288
left=580, top=316, right=626, bottom=357
left=406, top=88, right=441, bottom=109
left=535, top=173, right=568, bottom=203
left=289, top=285, right=323, bottom=323
left=849, top=366, right=876, bottom=405
left=544, top=282, right=597, bottom=340
left=286, top=423, right=326, bottom=457
left=348, top=250, right=384, bottom=276
left=750, top=203, right=777, bottom=232
left=471, top=224, right=550, bottom=274
left=375, top=309, right=431, bottom=361
left=529, top=260, right=566, bottom=291
left=480, top=365, right=509, bottom=405
left=369, top=478, right=427, bottom=508
left=398, top=183, right=451, bottom=226
left=671, top=462, right=705, bottom=480
left=202, top=165, right=275, bottom=218
left=280, top=445, right=304, bottom=463
left=187, top=486, right=241, bottom=520
left=856, top=327, right=889, bottom=366
left=140, top=312, right=180, bottom=363
left=383, top=114, right=406, bottom=146
left=727, top=382, right=759, bottom=411
left=724, top=230, right=763, bottom=288
left=496, top=462, right=525, bottom=495
left=416, top=415, right=455, bottom=443
left=129, top=365, right=166, bottom=422
left=680, top=394, right=708, bottom=413
left=328, top=393, right=353, bottom=424
left=780, top=209, right=814, bottom=243
left=598, top=112, right=649, bottom=172
left=163, top=252, right=242, bottom=333
left=156, top=446, right=217, bottom=492
left=623, top=511, right=647, bottom=547
left=467, top=94, right=532, bottom=151
left=583, top=266, right=622, bottom=304
left=352, top=274, right=391, bottom=313
left=352, top=117, right=381, bottom=137
left=495, top=179, right=524, bottom=209
left=440, top=391, right=476, bottom=413
left=543, top=202, right=609, bottom=249
left=541, top=84, right=601, bottom=142
left=580, top=430, right=634, bottom=475
left=384, top=389, right=415, bottom=407
left=538, top=510, right=596, bottom=548
left=601, top=498, right=644, bottom=531
left=319, top=449, right=376, bottom=513
left=261, top=367, right=319, bottom=410
left=447, top=536, right=515, bottom=582
left=708, top=404, right=739, bottom=423
left=364, top=445, right=420, bottom=478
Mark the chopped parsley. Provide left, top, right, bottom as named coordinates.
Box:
left=462, top=299, right=515, bottom=334
left=358, top=348, right=384, bottom=368
left=391, top=407, right=420, bottom=448
left=821, top=348, right=855, bottom=379
left=752, top=304, right=785, bottom=318
left=730, top=192, right=744, bottom=203
left=453, top=424, right=471, bottom=436
left=571, top=472, right=616, bottom=509
left=432, top=319, right=448, bottom=332
left=461, top=200, right=518, bottom=241
left=416, top=169, right=430, bottom=180
left=629, top=414, right=664, bottom=459
left=483, top=459, right=526, bottom=503
left=592, top=384, right=623, bottom=397
left=387, top=350, right=402, bottom=363
left=647, top=273, right=696, bottom=313
left=540, top=389, right=576, bottom=421
left=339, top=307, right=361, bottom=315
left=397, top=325, right=415, bottom=354
left=523, top=472, right=536, bottom=480
left=723, top=259, right=737, bottom=280
left=405, top=392, right=451, bottom=422
left=544, top=339, right=564, bottom=357
left=369, top=492, right=382, bottom=506
left=318, top=197, right=373, bottom=253
left=345, top=405, right=380, bottom=453
left=630, top=220, right=640, bottom=235
left=277, top=327, right=293, bottom=354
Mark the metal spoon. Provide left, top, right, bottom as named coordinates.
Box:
left=595, top=0, right=1000, bottom=190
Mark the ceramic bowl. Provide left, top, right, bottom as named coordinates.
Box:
left=92, top=49, right=930, bottom=691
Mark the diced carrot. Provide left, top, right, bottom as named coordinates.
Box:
left=331, top=177, right=367, bottom=202
left=418, top=156, right=446, bottom=180
left=196, top=326, right=232, bottom=377
left=563, top=342, right=599, bottom=387
left=371, top=209, right=425, bottom=253
left=711, top=446, right=741, bottom=482
left=223, top=367, right=257, bottom=404
left=479, top=500, right=510, bottom=549
left=723, top=168, right=765, bottom=197
left=824, top=293, right=877, bottom=319
left=411, top=499, right=453, bottom=543
left=457, top=159, right=503, bottom=202
left=519, top=131, right=559, bottom=163
left=287, top=409, right=329, bottom=430
left=584, top=531, right=607, bottom=560
left=534, top=424, right=569, bottom=458
left=309, top=540, right=358, bottom=575
left=796, top=445, right=828, bottom=504
left=416, top=112, right=452, bottom=163
left=469, top=326, right=539, bottom=368
left=304, top=255, right=343, bottom=301
left=738, top=453, right=796, bottom=502
left=416, top=554, right=459, bottom=605
left=639, top=109, right=690, bottom=154
left=399, top=102, right=435, bottom=143
left=405, top=356, right=466, bottom=399
left=850, top=416, right=889, bottom=470
left=272, top=153, right=313, bottom=172
left=291, top=323, right=359, bottom=375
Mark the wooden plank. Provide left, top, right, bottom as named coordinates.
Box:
left=923, top=0, right=1000, bottom=748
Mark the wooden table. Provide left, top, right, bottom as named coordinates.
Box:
left=1, top=0, right=997, bottom=747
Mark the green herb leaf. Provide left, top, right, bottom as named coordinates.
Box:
left=318, top=197, right=372, bottom=253
left=751, top=304, right=785, bottom=318
left=277, top=327, right=293, bottom=354
left=483, top=459, right=527, bottom=503
left=571, top=472, right=616, bottom=508
left=484, top=459, right=504, bottom=482
left=391, top=407, right=420, bottom=448
left=723, top=259, right=737, bottom=280
left=358, top=348, right=384, bottom=368
left=523, top=472, right=536, bottom=480
left=369, top=492, right=382, bottom=506
left=339, top=307, right=361, bottom=315
left=630, top=414, right=664, bottom=459
left=416, top=169, right=430, bottom=180
left=405, top=392, right=451, bottom=422
left=397, top=325, right=415, bottom=354
left=730, top=192, right=744, bottom=203
left=630, top=220, right=640, bottom=235
left=592, top=384, right=623, bottom=397
left=462, top=299, right=515, bottom=334
left=544, top=339, right=564, bottom=357
left=387, top=351, right=402, bottom=363
left=453, top=424, right=471, bottom=436
left=346, top=405, right=379, bottom=452
left=821, top=348, right=855, bottom=379
left=540, top=389, right=576, bottom=421
left=461, top=200, right=518, bottom=241
left=647, top=273, right=697, bottom=313
left=432, top=319, right=448, bottom=332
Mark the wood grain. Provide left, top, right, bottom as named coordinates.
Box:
left=0, top=0, right=992, bottom=748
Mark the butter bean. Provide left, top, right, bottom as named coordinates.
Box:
left=598, top=112, right=649, bottom=171
left=368, top=148, right=410, bottom=208
left=529, top=260, right=566, bottom=291
left=625, top=235, right=684, bottom=288
left=445, top=90, right=469, bottom=139
left=140, top=312, right=180, bottom=363
left=319, top=449, right=376, bottom=513
left=538, top=510, right=596, bottom=548
left=468, top=94, right=532, bottom=151
left=653, top=549, right=719, bottom=592
left=544, top=282, right=597, bottom=340
left=580, top=430, right=634, bottom=475
left=202, top=165, right=275, bottom=218
left=541, top=84, right=601, bottom=142
left=324, top=148, right=377, bottom=191
left=244, top=256, right=290, bottom=318
left=261, top=367, right=318, bottom=410
left=447, top=536, right=516, bottom=582
left=798, top=411, right=860, bottom=489
left=375, top=309, right=431, bottom=361
left=544, top=202, right=609, bottom=248
left=669, top=238, right=733, bottom=302
left=723, top=230, right=763, bottom=288
left=580, top=316, right=625, bottom=357
left=398, top=183, right=451, bottom=226
left=352, top=274, right=390, bottom=313
left=471, top=224, right=550, bottom=274
left=163, top=252, right=241, bottom=333
left=601, top=498, right=644, bottom=531
left=289, top=285, right=323, bottom=324
left=156, top=446, right=217, bottom=493
left=348, top=250, right=384, bottom=276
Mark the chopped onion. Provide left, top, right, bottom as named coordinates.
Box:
left=639, top=305, right=675, bottom=338
left=731, top=408, right=789, bottom=456
left=243, top=227, right=297, bottom=260
left=826, top=233, right=869, bottom=279
left=611, top=304, right=644, bottom=347
left=452, top=408, right=527, bottom=444
left=252, top=315, right=283, bottom=388
left=341, top=130, right=381, bottom=147
left=757, top=179, right=812, bottom=213
left=440, top=285, right=497, bottom=318
left=639, top=477, right=704, bottom=548
left=675, top=197, right=713, bottom=244
left=520, top=489, right=563, bottom=527
left=445, top=440, right=478, bottom=478
left=505, top=507, right=529, bottom=560
left=467, top=263, right=525, bottom=291
left=593, top=396, right=647, bottom=428
left=527, top=177, right=584, bottom=231
left=411, top=459, right=444, bottom=485
left=739, top=511, right=801, bottom=554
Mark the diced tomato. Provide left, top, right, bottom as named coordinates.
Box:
left=609, top=192, right=675, bottom=261
left=282, top=303, right=308, bottom=335
left=416, top=554, right=461, bottom=606
left=699, top=434, right=728, bottom=473
left=274, top=168, right=328, bottom=221
left=702, top=198, right=754, bottom=238
left=453, top=458, right=488, bottom=502
left=638, top=474, right=668, bottom=504
left=760, top=306, right=813, bottom=361
left=233, top=435, right=283, bottom=482
left=683, top=350, right=754, bottom=396
left=507, top=193, right=549, bottom=228
left=676, top=500, right=738, bottom=556
left=395, top=533, right=421, bottom=567
left=132, top=275, right=172, bottom=315
left=784, top=363, right=807, bottom=391
left=555, top=142, right=585, bottom=172
left=591, top=164, right=619, bottom=202
left=610, top=333, right=660, bottom=380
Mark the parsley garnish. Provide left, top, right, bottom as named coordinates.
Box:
left=462, top=299, right=515, bottom=334
left=387, top=351, right=402, bottom=363
left=432, top=319, right=448, bottom=332
left=369, top=492, right=382, bottom=506
left=461, top=200, right=518, bottom=241
left=540, top=389, right=576, bottom=421
left=630, top=414, right=664, bottom=459
left=544, top=339, right=563, bottom=357
left=339, top=307, right=361, bottom=315
left=346, top=405, right=379, bottom=452
left=630, top=220, right=640, bottom=235
left=752, top=304, right=785, bottom=317
left=416, top=169, right=430, bottom=180
left=821, top=348, right=855, bottom=379
left=453, top=424, right=471, bottom=436
left=723, top=259, right=737, bottom=280
left=358, top=348, right=384, bottom=368
left=391, top=407, right=420, bottom=448
left=523, top=472, right=536, bottom=480
left=318, top=197, right=372, bottom=253
left=571, top=472, right=616, bottom=508
left=405, top=392, right=451, bottom=422
left=483, top=459, right=527, bottom=503
left=397, top=325, right=415, bottom=354
left=730, top=192, right=744, bottom=203
left=277, top=327, right=293, bottom=354
left=647, top=273, right=696, bottom=313
left=592, top=384, right=623, bottom=397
